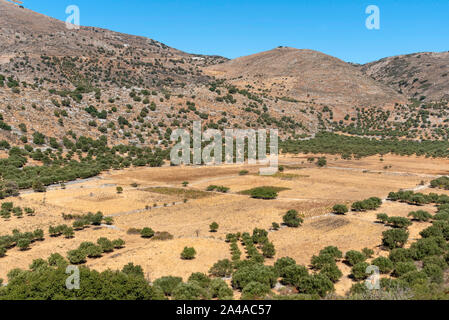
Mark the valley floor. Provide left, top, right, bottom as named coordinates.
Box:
left=1, top=153, right=448, bottom=296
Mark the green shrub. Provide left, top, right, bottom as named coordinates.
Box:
left=207, top=185, right=230, bottom=193
left=422, top=264, right=444, bottom=284
left=274, top=257, right=296, bottom=277
left=209, top=259, right=233, bottom=278
left=153, top=276, right=183, bottom=296
left=47, top=253, right=66, bottom=267
left=409, top=236, right=447, bottom=260
left=72, top=220, right=85, bottom=230
left=261, top=242, right=276, bottom=258
left=97, top=237, right=114, bottom=252
left=112, top=238, right=125, bottom=249
left=433, top=211, right=449, bottom=221
left=399, top=271, right=428, bottom=286
left=408, top=210, right=433, bottom=222
left=319, top=263, right=342, bottom=283
left=172, top=282, right=208, bottom=300
left=29, top=258, right=48, bottom=271
left=231, top=264, right=277, bottom=290
left=249, top=187, right=278, bottom=199
left=316, top=157, right=327, bottom=167
left=388, top=248, right=412, bottom=263
left=103, top=217, right=114, bottom=225
left=209, top=222, right=219, bottom=232
left=32, top=180, right=46, bottom=193
left=430, top=176, right=449, bottom=189
left=0, top=246, right=6, bottom=257
left=349, top=282, right=369, bottom=296
left=140, top=227, right=155, bottom=238
left=67, top=249, right=87, bottom=264
left=0, top=263, right=165, bottom=300
left=12, top=207, right=23, bottom=218
left=319, top=246, right=343, bottom=260
left=296, top=274, right=334, bottom=297
left=282, top=210, right=303, bottom=227
left=422, top=255, right=448, bottom=270
left=17, top=238, right=30, bottom=251
left=376, top=213, right=389, bottom=223
left=251, top=228, right=268, bottom=244
left=387, top=216, right=412, bottom=229
left=33, top=229, right=44, bottom=241
left=351, top=262, right=370, bottom=281
left=351, top=197, right=382, bottom=212
left=419, top=225, right=445, bottom=239
left=62, top=227, right=74, bottom=239
left=281, top=264, right=309, bottom=285
left=393, top=261, right=417, bottom=277
left=1, top=202, right=13, bottom=212
left=78, top=241, right=96, bottom=252
left=121, top=263, right=144, bottom=277
left=188, top=273, right=211, bottom=289
left=181, top=247, right=196, bottom=260
left=271, top=222, right=280, bottom=230
left=345, top=250, right=366, bottom=266
left=241, top=281, right=271, bottom=300
left=372, top=257, right=394, bottom=274
left=210, top=278, right=233, bottom=300
left=361, top=248, right=374, bottom=258
left=311, top=253, right=336, bottom=270
left=86, top=245, right=103, bottom=258
left=332, top=204, right=348, bottom=215
left=382, top=228, right=409, bottom=250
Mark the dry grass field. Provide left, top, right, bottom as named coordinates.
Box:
left=0, top=153, right=447, bottom=295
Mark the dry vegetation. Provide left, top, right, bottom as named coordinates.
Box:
left=1, top=153, right=444, bottom=297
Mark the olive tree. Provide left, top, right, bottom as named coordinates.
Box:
left=344, top=250, right=366, bottom=266
left=372, top=257, right=394, bottom=274
left=209, top=222, right=219, bottom=232
left=181, top=247, right=196, bottom=260
left=282, top=210, right=303, bottom=227
left=209, top=259, right=233, bottom=278
left=140, top=227, right=155, bottom=238
left=332, top=204, right=348, bottom=215
left=351, top=262, right=370, bottom=281
left=382, top=229, right=409, bottom=250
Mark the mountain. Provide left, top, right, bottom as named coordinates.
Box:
left=0, top=0, right=447, bottom=149
left=205, top=47, right=406, bottom=112
left=0, top=0, right=227, bottom=89
left=360, top=51, right=449, bottom=102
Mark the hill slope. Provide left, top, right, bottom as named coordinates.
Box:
left=1, top=0, right=447, bottom=150
left=205, top=47, right=406, bottom=112
left=0, top=0, right=226, bottom=89
left=360, top=51, right=449, bottom=102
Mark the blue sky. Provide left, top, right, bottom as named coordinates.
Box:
left=22, top=0, right=449, bottom=64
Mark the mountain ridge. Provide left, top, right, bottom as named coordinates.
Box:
left=0, top=0, right=448, bottom=149
left=360, top=51, right=449, bottom=102
left=205, top=46, right=406, bottom=112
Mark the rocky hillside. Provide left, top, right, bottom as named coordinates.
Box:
left=0, top=0, right=305, bottom=146
left=205, top=47, right=406, bottom=113
left=0, top=0, right=226, bottom=89
left=0, top=0, right=447, bottom=151
left=360, top=51, right=449, bottom=102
